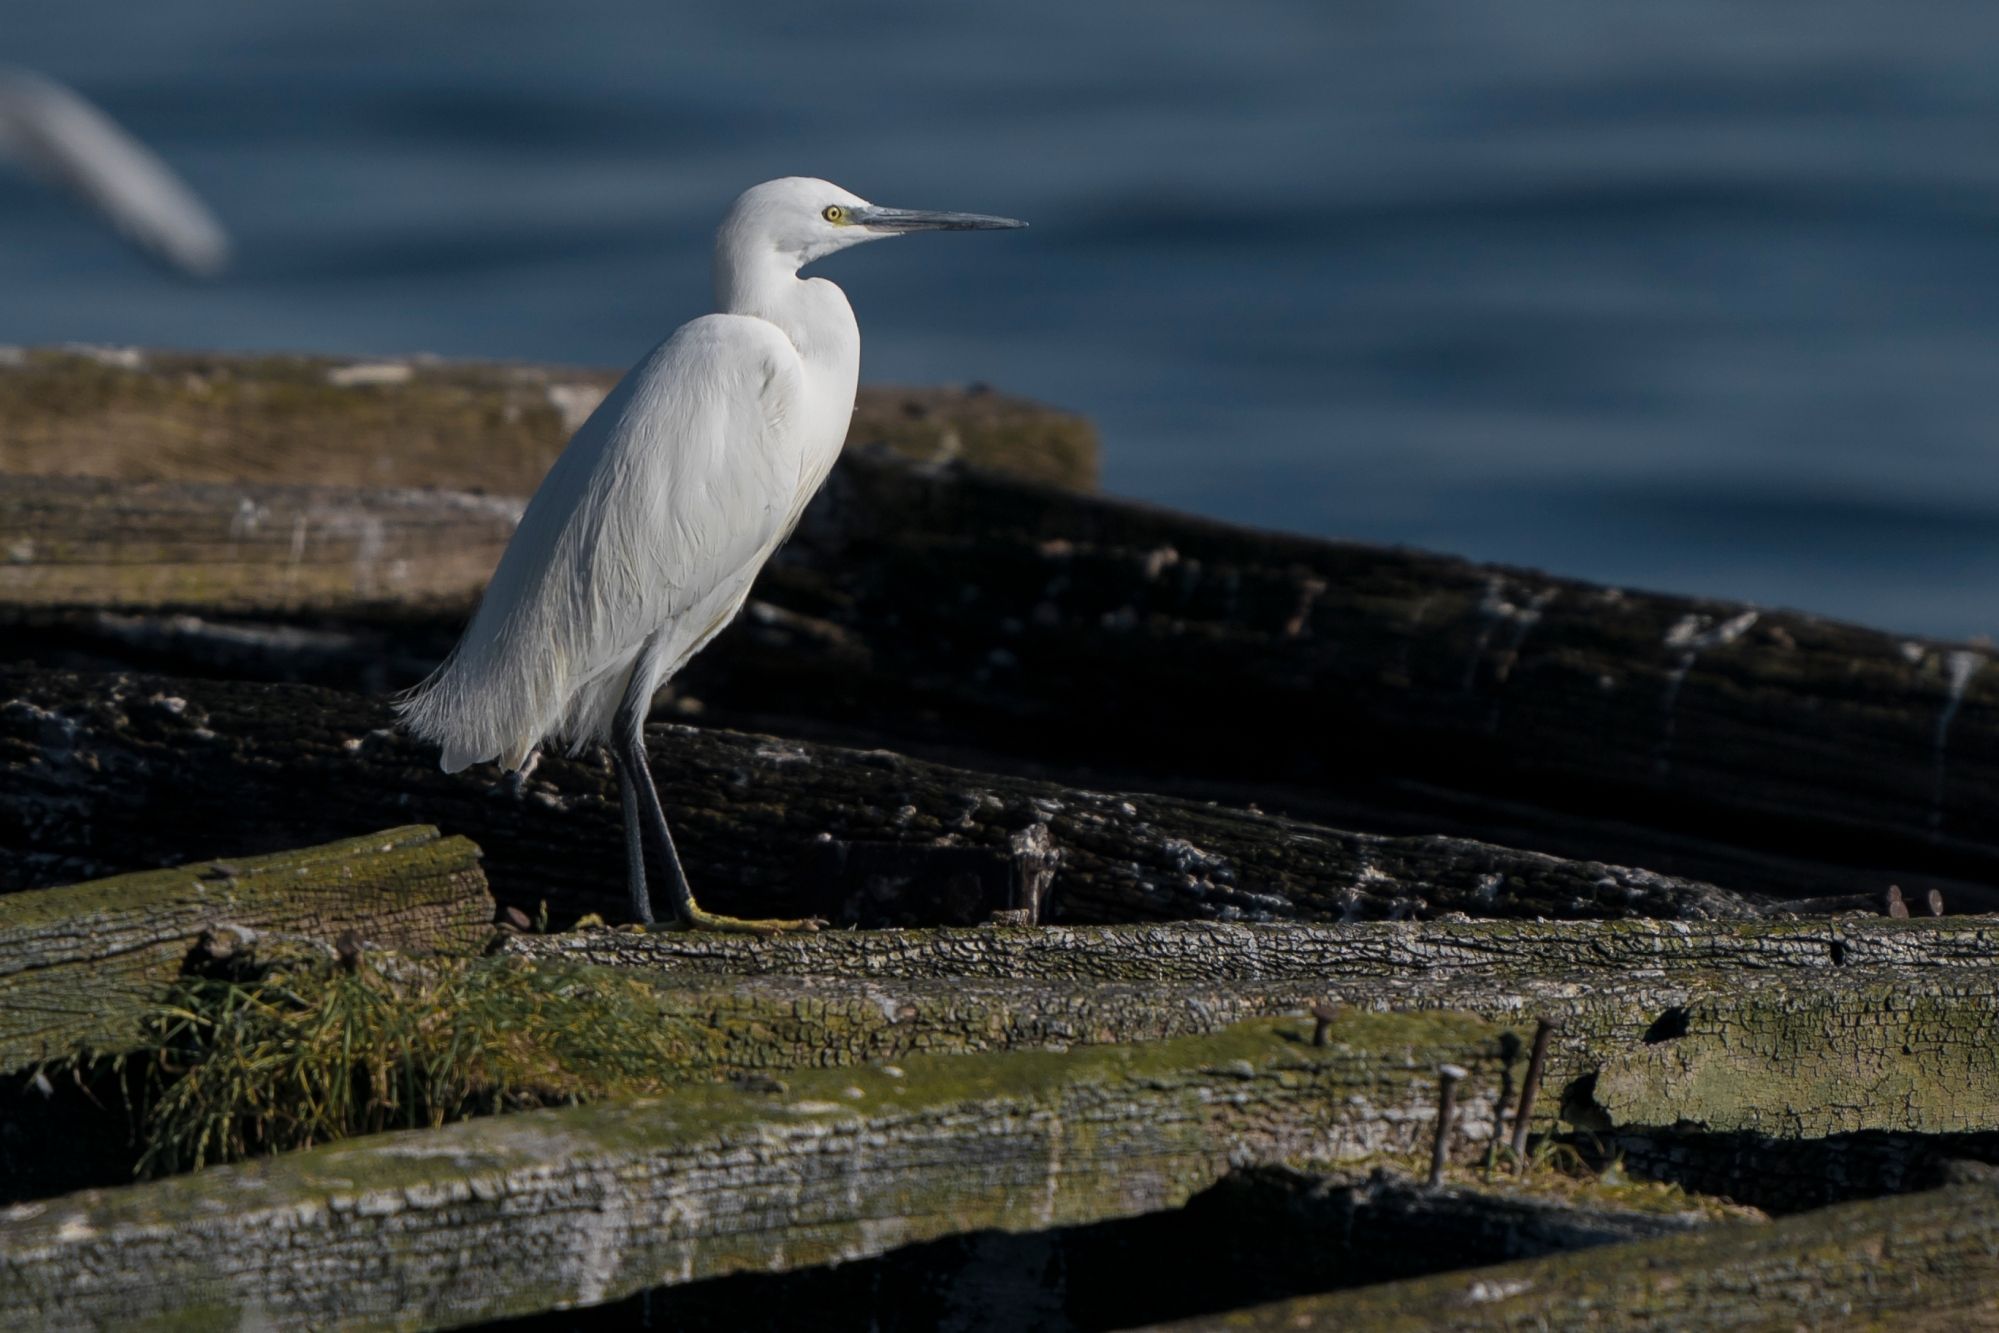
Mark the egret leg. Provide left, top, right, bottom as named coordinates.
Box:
left=611, top=748, right=654, bottom=925
left=612, top=695, right=821, bottom=936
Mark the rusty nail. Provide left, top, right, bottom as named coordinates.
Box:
left=1310, top=1002, right=1340, bottom=1048
left=1510, top=1018, right=1560, bottom=1172
left=1430, top=1063, right=1468, bottom=1188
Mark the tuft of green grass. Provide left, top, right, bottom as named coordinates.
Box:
left=122, top=953, right=688, bottom=1176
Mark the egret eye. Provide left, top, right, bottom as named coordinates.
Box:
left=822, top=204, right=845, bottom=223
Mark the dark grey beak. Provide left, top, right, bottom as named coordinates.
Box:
left=852, top=205, right=1027, bottom=232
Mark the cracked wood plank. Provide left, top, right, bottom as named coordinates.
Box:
left=0, top=1015, right=1515, bottom=1331
left=508, top=915, right=1999, bottom=982
left=0, top=668, right=1759, bottom=925
left=500, top=926, right=1999, bottom=1142
left=0, top=826, right=492, bottom=1072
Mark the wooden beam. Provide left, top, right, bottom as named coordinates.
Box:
left=507, top=923, right=1999, bottom=1141
left=0, top=667, right=1762, bottom=925
left=0, top=1016, right=1515, bottom=1330
left=586, top=1166, right=1724, bottom=1332
left=0, top=826, right=492, bottom=1071
left=0, top=347, right=1098, bottom=492
left=1152, top=1181, right=1999, bottom=1331
left=11, top=446, right=1995, bottom=911
left=509, top=915, right=1999, bottom=982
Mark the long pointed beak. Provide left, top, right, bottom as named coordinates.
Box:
left=852, top=205, right=1027, bottom=233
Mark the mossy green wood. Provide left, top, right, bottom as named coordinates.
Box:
left=507, top=938, right=1999, bottom=1141
left=0, top=1015, right=1514, bottom=1331
left=0, top=347, right=1099, bottom=492
left=51, top=939, right=1999, bottom=1185
left=1591, top=982, right=1999, bottom=1137
left=1155, top=1180, right=1999, bottom=1332
left=0, top=826, right=492, bottom=1072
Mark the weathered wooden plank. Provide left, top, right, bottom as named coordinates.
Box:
left=0, top=826, right=493, bottom=1071
left=712, top=452, right=1999, bottom=906
left=507, top=928, right=1999, bottom=1141
left=0, top=475, right=523, bottom=613
left=561, top=1166, right=1726, bottom=1333
left=0, top=668, right=1761, bottom=925
left=1152, top=1181, right=1999, bottom=1331
left=7, top=351, right=1995, bottom=905
left=509, top=916, right=1999, bottom=982
left=0, top=347, right=1099, bottom=491
left=21, top=931, right=1986, bottom=1211
left=14, top=446, right=1994, bottom=911
left=0, top=1015, right=1516, bottom=1331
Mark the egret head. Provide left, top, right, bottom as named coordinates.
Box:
left=719, top=176, right=1025, bottom=273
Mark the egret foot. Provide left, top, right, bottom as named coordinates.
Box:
left=613, top=719, right=824, bottom=935
left=670, top=901, right=825, bottom=936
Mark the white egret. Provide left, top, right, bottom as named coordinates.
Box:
left=397, top=177, right=1025, bottom=933
left=0, top=67, right=231, bottom=277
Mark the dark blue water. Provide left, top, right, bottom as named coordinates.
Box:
left=8, top=3, right=1999, bottom=637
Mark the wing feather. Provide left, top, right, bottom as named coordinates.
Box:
left=398, top=314, right=808, bottom=770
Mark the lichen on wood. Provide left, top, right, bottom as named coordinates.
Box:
left=0, top=347, right=1099, bottom=491
left=0, top=1015, right=1517, bottom=1330
left=503, top=925, right=1999, bottom=1144
left=1586, top=979, right=1999, bottom=1138
left=0, top=826, right=492, bottom=1073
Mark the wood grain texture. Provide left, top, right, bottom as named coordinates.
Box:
left=12, top=445, right=1994, bottom=912
left=509, top=915, right=1999, bottom=982
left=0, top=475, right=523, bottom=613
left=507, top=924, right=1999, bottom=1141
left=0, top=347, right=1099, bottom=491
left=0, top=667, right=1758, bottom=926
left=0, top=1015, right=1515, bottom=1331
left=0, top=826, right=492, bottom=1071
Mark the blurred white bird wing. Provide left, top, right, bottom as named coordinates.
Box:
left=402, top=314, right=812, bottom=769
left=0, top=68, right=231, bottom=276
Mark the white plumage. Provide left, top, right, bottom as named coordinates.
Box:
left=402, top=313, right=820, bottom=773
left=397, top=176, right=1024, bottom=931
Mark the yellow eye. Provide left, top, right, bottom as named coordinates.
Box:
left=822, top=204, right=845, bottom=223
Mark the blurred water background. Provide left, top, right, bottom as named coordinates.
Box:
left=5, top=2, right=1998, bottom=637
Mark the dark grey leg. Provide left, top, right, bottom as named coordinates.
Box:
left=611, top=745, right=653, bottom=925
left=611, top=664, right=821, bottom=935
left=617, top=727, right=699, bottom=925
left=613, top=680, right=695, bottom=926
